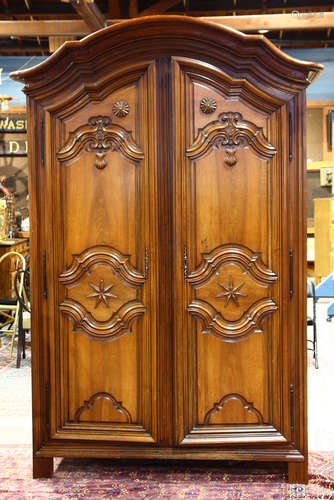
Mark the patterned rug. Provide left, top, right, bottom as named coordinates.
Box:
left=0, top=447, right=333, bottom=499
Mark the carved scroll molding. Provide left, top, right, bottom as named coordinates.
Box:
left=59, top=245, right=146, bottom=341
left=204, top=393, right=264, bottom=425
left=59, top=245, right=146, bottom=287
left=186, top=243, right=278, bottom=341
left=188, top=298, right=277, bottom=341
left=186, top=112, right=277, bottom=167
left=57, top=115, right=144, bottom=169
left=187, top=243, right=277, bottom=287
left=60, top=298, right=145, bottom=341
left=74, top=392, right=132, bottom=423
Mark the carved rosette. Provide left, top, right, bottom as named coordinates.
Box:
left=59, top=245, right=146, bottom=341
left=186, top=243, right=278, bottom=341
left=57, top=115, right=144, bottom=170
left=186, top=112, right=277, bottom=167
left=112, top=101, right=130, bottom=118
left=200, top=97, right=217, bottom=114
left=204, top=393, right=264, bottom=425
left=74, top=392, right=132, bottom=423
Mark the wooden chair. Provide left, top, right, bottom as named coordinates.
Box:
left=14, top=263, right=30, bottom=368
left=0, top=251, right=26, bottom=358
left=307, top=280, right=319, bottom=369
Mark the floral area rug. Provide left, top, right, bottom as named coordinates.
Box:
left=0, top=447, right=333, bottom=499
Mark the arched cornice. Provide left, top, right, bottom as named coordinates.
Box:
left=10, top=16, right=322, bottom=101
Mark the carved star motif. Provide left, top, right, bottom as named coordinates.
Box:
left=216, top=276, right=247, bottom=307
left=86, top=279, right=117, bottom=308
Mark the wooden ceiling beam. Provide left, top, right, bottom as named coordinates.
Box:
left=61, top=0, right=106, bottom=32
left=0, top=20, right=91, bottom=36
left=203, top=11, right=334, bottom=31
left=129, top=0, right=138, bottom=18
left=137, top=0, right=181, bottom=17
left=1, top=12, right=334, bottom=37
left=176, top=6, right=334, bottom=17
left=108, top=0, right=122, bottom=18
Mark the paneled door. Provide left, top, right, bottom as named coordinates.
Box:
left=47, top=61, right=160, bottom=444
left=172, top=57, right=292, bottom=447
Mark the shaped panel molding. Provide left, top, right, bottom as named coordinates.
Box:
left=187, top=243, right=277, bottom=287
left=59, top=298, right=146, bottom=341
left=186, top=112, right=277, bottom=167
left=59, top=245, right=146, bottom=341
left=204, top=393, right=264, bottom=425
left=59, top=245, right=146, bottom=287
left=188, top=298, right=277, bottom=341
left=57, top=115, right=144, bottom=169
left=187, top=243, right=278, bottom=341
left=74, top=392, right=132, bottom=423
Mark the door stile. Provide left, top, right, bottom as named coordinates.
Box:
left=171, top=58, right=195, bottom=444
left=156, top=57, right=174, bottom=445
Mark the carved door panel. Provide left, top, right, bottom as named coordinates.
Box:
left=172, top=58, right=291, bottom=446
left=46, top=62, right=158, bottom=443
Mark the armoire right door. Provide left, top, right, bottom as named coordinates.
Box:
left=172, top=57, right=293, bottom=450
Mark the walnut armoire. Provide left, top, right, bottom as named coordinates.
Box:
left=11, top=16, right=322, bottom=483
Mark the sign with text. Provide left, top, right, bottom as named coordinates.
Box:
left=0, top=139, right=28, bottom=156
left=0, top=117, right=27, bottom=133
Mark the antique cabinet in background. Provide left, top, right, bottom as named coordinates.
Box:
left=11, top=16, right=322, bottom=483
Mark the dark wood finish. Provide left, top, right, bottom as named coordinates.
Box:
left=33, top=456, right=53, bottom=479
left=0, top=239, right=29, bottom=298
left=11, top=16, right=322, bottom=484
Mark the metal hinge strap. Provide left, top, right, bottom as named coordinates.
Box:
left=43, top=250, right=47, bottom=298
left=41, top=117, right=45, bottom=168
left=289, top=248, right=293, bottom=299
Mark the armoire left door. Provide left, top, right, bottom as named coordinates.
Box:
left=43, top=60, right=162, bottom=446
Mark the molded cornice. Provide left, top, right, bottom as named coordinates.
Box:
left=10, top=16, right=323, bottom=101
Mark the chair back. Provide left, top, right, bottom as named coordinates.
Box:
left=0, top=251, right=26, bottom=298
left=14, top=263, right=30, bottom=313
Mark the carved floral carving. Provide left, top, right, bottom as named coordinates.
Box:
left=57, top=115, right=144, bottom=170
left=112, top=101, right=130, bottom=118
left=200, top=97, right=217, bottom=114
left=186, top=112, right=277, bottom=167
left=186, top=243, right=278, bottom=341
left=204, top=393, right=264, bottom=425
left=74, top=392, right=132, bottom=423
left=59, top=245, right=146, bottom=341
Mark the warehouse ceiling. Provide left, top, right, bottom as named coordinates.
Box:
left=0, top=0, right=334, bottom=55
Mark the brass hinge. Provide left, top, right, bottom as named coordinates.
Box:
left=145, top=248, right=149, bottom=281
left=184, top=246, right=188, bottom=279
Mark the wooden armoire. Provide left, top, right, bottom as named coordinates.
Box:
left=11, top=16, right=322, bottom=483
